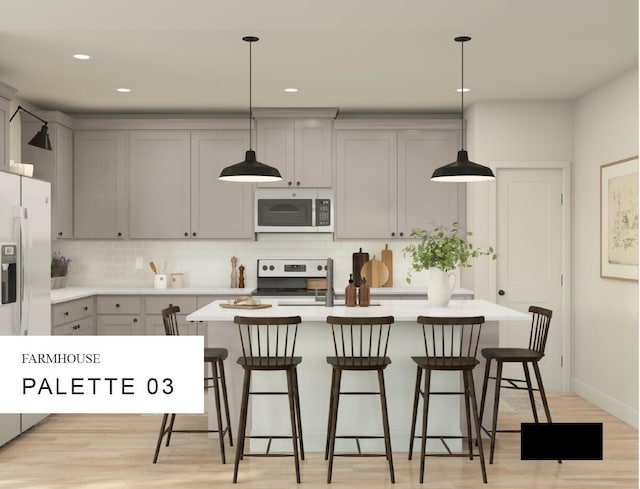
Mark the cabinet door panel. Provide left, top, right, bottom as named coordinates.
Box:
left=55, top=125, right=74, bottom=238
left=74, top=131, right=127, bottom=238
left=294, top=119, right=332, bottom=187
left=129, top=131, right=190, bottom=238
left=256, top=119, right=294, bottom=188
left=97, top=315, right=143, bottom=335
left=191, top=131, right=252, bottom=238
left=336, top=130, right=397, bottom=239
left=397, top=131, right=463, bottom=234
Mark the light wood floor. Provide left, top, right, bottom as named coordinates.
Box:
left=0, top=393, right=636, bottom=488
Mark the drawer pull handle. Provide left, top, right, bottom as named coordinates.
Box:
left=64, top=311, right=69, bottom=316
left=83, top=306, right=88, bottom=311
left=133, top=318, right=138, bottom=323
left=73, top=324, right=80, bottom=330
left=115, top=304, right=120, bottom=308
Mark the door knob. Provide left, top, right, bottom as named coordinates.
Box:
left=498, top=289, right=505, bottom=296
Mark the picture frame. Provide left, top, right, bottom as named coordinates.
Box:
left=600, top=156, right=639, bottom=281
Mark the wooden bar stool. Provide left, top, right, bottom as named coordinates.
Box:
left=232, top=315, right=304, bottom=484
left=153, top=305, right=233, bottom=464
left=479, top=306, right=558, bottom=464
left=408, top=316, right=487, bottom=484
left=324, top=315, right=395, bottom=484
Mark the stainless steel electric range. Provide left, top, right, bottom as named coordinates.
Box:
left=251, top=259, right=329, bottom=297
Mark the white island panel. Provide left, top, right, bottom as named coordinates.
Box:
left=187, top=300, right=530, bottom=453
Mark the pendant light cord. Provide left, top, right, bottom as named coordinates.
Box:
left=460, top=39, right=465, bottom=151
left=249, top=40, right=253, bottom=151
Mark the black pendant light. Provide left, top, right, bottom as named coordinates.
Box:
left=219, top=36, right=282, bottom=183
left=431, top=36, right=494, bottom=183
left=9, top=105, right=53, bottom=151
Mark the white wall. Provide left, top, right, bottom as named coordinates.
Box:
left=573, top=67, right=638, bottom=427
left=464, top=102, right=574, bottom=298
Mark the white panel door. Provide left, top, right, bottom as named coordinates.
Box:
left=496, top=167, right=564, bottom=390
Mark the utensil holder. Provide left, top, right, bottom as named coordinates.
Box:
left=153, top=274, right=168, bottom=289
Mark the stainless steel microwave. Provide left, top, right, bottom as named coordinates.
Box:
left=255, top=188, right=334, bottom=233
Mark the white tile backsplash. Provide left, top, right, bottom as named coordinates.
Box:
left=54, top=235, right=445, bottom=290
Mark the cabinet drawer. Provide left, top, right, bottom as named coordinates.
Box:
left=52, top=297, right=95, bottom=326
left=97, top=296, right=141, bottom=315
left=97, top=315, right=143, bottom=335
left=53, top=316, right=96, bottom=336
left=144, top=296, right=197, bottom=316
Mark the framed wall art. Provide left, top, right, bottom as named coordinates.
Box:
left=600, top=156, right=638, bottom=281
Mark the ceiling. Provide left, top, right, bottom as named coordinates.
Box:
left=0, top=0, right=637, bottom=115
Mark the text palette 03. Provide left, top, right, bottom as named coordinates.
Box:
left=0, top=336, right=203, bottom=413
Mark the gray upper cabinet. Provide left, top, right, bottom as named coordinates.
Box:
left=74, top=131, right=128, bottom=239
left=335, top=122, right=463, bottom=239
left=23, top=117, right=73, bottom=239
left=336, top=130, right=398, bottom=239
left=191, top=130, right=253, bottom=239
left=256, top=114, right=334, bottom=188
left=397, top=130, right=464, bottom=234
left=129, top=131, right=190, bottom=239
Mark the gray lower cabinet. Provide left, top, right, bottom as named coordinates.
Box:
left=96, top=296, right=143, bottom=335
left=52, top=297, right=96, bottom=335
left=143, top=295, right=198, bottom=335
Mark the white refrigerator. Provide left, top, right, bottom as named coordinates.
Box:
left=0, top=170, right=51, bottom=446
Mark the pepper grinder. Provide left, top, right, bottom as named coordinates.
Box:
left=358, top=277, right=370, bottom=307
left=239, top=265, right=245, bottom=289
left=230, top=256, right=238, bottom=288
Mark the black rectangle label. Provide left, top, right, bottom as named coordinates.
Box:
left=521, top=422, right=603, bottom=460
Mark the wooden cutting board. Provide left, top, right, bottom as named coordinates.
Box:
left=360, top=256, right=389, bottom=288
left=219, top=303, right=272, bottom=310
left=381, top=244, right=393, bottom=287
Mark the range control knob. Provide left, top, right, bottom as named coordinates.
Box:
left=317, top=265, right=323, bottom=271
left=269, top=265, right=275, bottom=271
left=262, top=265, right=267, bottom=271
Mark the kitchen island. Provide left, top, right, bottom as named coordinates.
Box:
left=187, top=299, right=530, bottom=453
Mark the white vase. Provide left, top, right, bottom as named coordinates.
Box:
left=428, top=267, right=456, bottom=307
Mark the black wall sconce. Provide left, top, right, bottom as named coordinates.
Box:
left=9, top=105, right=52, bottom=151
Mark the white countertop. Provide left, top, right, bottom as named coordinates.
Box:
left=50, top=286, right=473, bottom=305
left=187, top=299, right=530, bottom=322
left=50, top=287, right=254, bottom=304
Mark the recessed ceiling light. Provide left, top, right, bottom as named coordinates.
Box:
left=73, top=54, right=91, bottom=60
left=284, top=88, right=299, bottom=93
left=457, top=87, right=470, bottom=93
left=116, top=88, right=131, bottom=93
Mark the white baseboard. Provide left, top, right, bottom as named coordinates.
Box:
left=573, top=378, right=638, bottom=428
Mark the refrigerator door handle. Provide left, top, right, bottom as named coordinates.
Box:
left=15, top=206, right=30, bottom=336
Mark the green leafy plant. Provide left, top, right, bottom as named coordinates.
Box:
left=403, top=222, right=496, bottom=283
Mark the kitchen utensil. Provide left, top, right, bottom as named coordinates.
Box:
left=352, top=248, right=369, bottom=287
left=360, top=255, right=389, bottom=288
left=231, top=256, right=238, bottom=288
left=381, top=244, right=393, bottom=287
left=149, top=261, right=157, bottom=274
left=219, top=303, right=273, bottom=310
